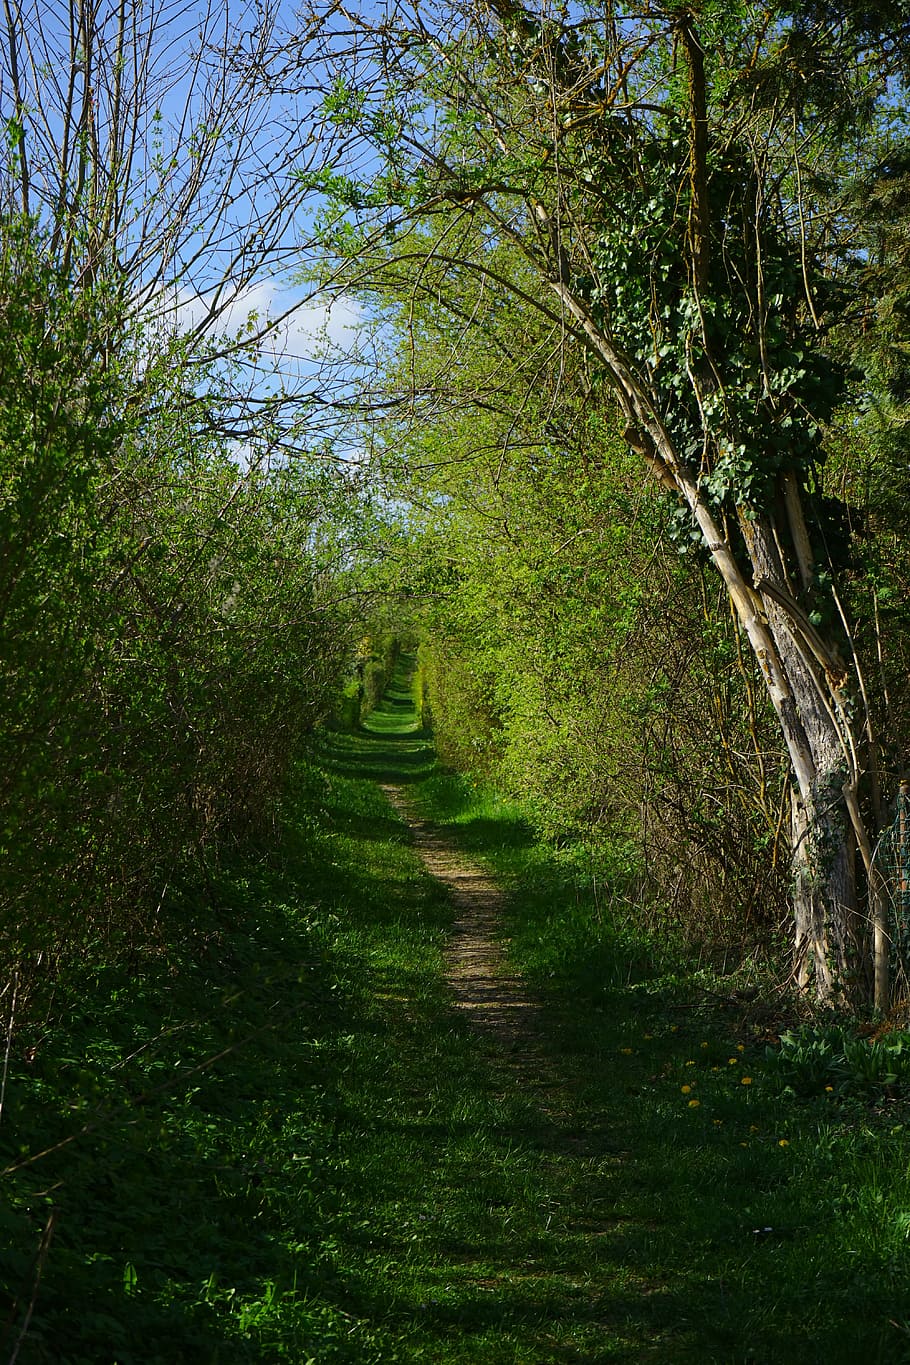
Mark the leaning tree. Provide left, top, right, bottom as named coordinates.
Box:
left=298, top=0, right=910, bottom=1004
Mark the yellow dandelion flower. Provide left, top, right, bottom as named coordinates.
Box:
left=688, top=1099, right=701, bottom=1108
left=670, top=1025, right=678, bottom=1032
left=620, top=1047, right=633, bottom=1055
left=750, top=1125, right=759, bottom=1132
left=778, top=1139, right=790, bottom=1147
left=681, top=1084, right=692, bottom=1094
left=737, top=1044, right=745, bottom=1052
left=701, top=1042, right=709, bottom=1048
left=711, top=1066, right=720, bottom=1072
left=825, top=1085, right=834, bottom=1092
left=728, top=1057, right=739, bottom=1065
left=740, top=1141, right=748, bottom=1148
left=741, top=1076, right=752, bottom=1085
left=713, top=1119, right=723, bottom=1126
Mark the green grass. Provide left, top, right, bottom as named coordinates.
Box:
left=409, top=767, right=910, bottom=1364
left=4, top=656, right=910, bottom=1362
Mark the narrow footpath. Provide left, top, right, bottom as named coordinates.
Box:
left=380, top=782, right=541, bottom=1046
left=3, top=657, right=905, bottom=1365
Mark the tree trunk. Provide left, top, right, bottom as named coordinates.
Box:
left=740, top=511, right=861, bottom=1002
left=790, top=791, right=855, bottom=999
left=544, top=267, right=869, bottom=1001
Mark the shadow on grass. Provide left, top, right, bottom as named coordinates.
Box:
left=318, top=729, right=436, bottom=787
left=8, top=659, right=910, bottom=1364
left=404, top=769, right=910, bottom=1365
left=0, top=843, right=365, bottom=1363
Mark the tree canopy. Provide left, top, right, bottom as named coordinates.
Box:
left=297, top=0, right=910, bottom=1004
left=4, top=0, right=910, bottom=1009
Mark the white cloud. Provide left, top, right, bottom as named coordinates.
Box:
left=164, top=279, right=363, bottom=358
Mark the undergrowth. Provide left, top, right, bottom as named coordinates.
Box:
left=4, top=661, right=910, bottom=1362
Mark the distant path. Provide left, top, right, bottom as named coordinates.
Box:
left=380, top=783, right=546, bottom=1055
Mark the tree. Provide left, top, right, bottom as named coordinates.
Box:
left=0, top=0, right=356, bottom=448
left=301, top=0, right=910, bottom=1003
left=0, top=2, right=373, bottom=1005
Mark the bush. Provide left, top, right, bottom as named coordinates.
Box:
left=0, top=222, right=354, bottom=1013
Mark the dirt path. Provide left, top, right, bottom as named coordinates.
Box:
left=380, top=783, right=545, bottom=1054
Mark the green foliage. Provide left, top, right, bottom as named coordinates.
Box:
left=0, top=219, right=358, bottom=1010
left=8, top=674, right=910, bottom=1362
left=765, top=1025, right=910, bottom=1097
left=378, top=274, right=789, bottom=941
left=585, top=148, right=843, bottom=512
left=417, top=637, right=503, bottom=778
left=356, top=631, right=403, bottom=722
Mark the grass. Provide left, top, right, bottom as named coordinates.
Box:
left=410, top=768, right=910, bottom=1363
left=3, top=654, right=910, bottom=1362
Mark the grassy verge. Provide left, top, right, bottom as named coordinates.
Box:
left=3, top=658, right=910, bottom=1362
left=0, top=706, right=442, bottom=1362
left=412, top=767, right=910, bottom=1364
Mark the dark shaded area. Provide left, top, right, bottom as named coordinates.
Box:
left=0, top=835, right=352, bottom=1362
left=5, top=659, right=910, bottom=1362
